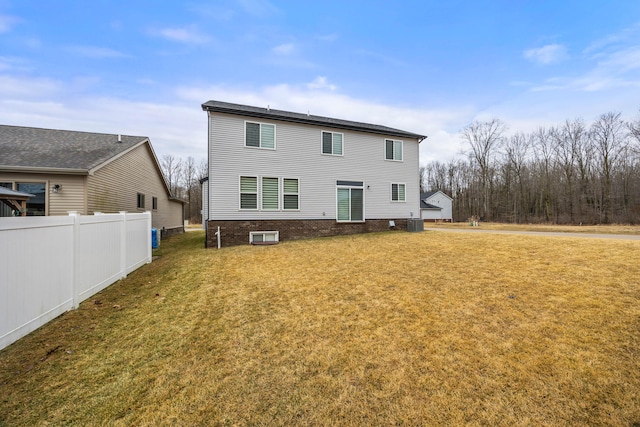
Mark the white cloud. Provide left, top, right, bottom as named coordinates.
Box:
left=67, top=45, right=129, bottom=59
left=0, top=14, right=18, bottom=33
left=356, top=49, right=407, bottom=67
left=188, top=4, right=235, bottom=21
left=176, top=80, right=472, bottom=165
left=306, top=76, right=337, bottom=91
left=583, top=22, right=640, bottom=56
left=272, top=43, right=295, bottom=55
left=317, top=33, right=338, bottom=42
left=0, top=75, right=62, bottom=98
left=151, top=26, right=212, bottom=45
left=523, top=44, right=568, bottom=65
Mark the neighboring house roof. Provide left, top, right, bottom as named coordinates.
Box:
left=202, top=100, right=427, bottom=142
left=421, top=191, right=438, bottom=199
left=0, top=124, right=184, bottom=204
left=0, top=125, right=148, bottom=174
left=420, top=200, right=442, bottom=210
left=420, top=191, right=453, bottom=210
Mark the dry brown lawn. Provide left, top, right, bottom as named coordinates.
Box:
left=1, top=229, right=640, bottom=426
left=427, top=221, right=640, bottom=235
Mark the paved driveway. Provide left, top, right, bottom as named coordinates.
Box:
left=424, top=227, right=640, bottom=241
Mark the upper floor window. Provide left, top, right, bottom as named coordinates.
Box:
left=152, top=197, right=158, bottom=210
left=391, top=183, right=406, bottom=202
left=322, top=131, right=343, bottom=156
left=246, top=121, right=275, bottom=149
left=385, top=139, right=403, bottom=161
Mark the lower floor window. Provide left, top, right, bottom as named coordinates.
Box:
left=137, top=193, right=145, bottom=209
left=337, top=184, right=364, bottom=222
left=240, top=176, right=299, bottom=211
left=1, top=182, right=46, bottom=216
left=17, top=182, right=46, bottom=216
left=391, top=183, right=406, bottom=202
left=250, top=231, right=279, bottom=244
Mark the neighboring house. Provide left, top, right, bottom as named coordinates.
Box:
left=201, top=100, right=427, bottom=247
left=0, top=125, right=184, bottom=236
left=420, top=191, right=453, bottom=222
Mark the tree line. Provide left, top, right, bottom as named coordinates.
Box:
left=421, top=112, right=640, bottom=224
left=159, top=155, right=207, bottom=224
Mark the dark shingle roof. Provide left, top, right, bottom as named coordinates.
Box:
left=0, top=125, right=148, bottom=171
left=420, top=200, right=441, bottom=210
left=202, top=100, right=427, bottom=141
left=421, top=191, right=437, bottom=199
left=421, top=192, right=442, bottom=209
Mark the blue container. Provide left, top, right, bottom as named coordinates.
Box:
left=151, top=228, right=159, bottom=249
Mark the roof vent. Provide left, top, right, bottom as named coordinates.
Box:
left=117, top=134, right=122, bottom=143
left=267, top=105, right=270, bottom=111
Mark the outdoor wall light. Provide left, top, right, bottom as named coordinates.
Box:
left=52, top=184, right=61, bottom=193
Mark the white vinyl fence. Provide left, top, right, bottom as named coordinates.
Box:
left=0, top=211, right=152, bottom=350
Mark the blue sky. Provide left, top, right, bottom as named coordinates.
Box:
left=1, top=1, right=640, bottom=166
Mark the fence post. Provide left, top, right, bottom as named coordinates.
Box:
left=146, top=211, right=152, bottom=264
left=120, top=211, right=127, bottom=279
left=68, top=211, right=80, bottom=309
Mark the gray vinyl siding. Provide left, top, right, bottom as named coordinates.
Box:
left=208, top=112, right=421, bottom=221
left=87, top=143, right=183, bottom=230
left=0, top=172, right=86, bottom=216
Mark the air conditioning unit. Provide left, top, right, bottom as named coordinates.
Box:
left=407, top=218, right=424, bottom=232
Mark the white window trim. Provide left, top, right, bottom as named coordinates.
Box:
left=244, top=121, right=277, bottom=150
left=239, top=176, right=258, bottom=210
left=391, top=182, right=407, bottom=202
left=261, top=176, right=280, bottom=211
left=336, top=181, right=365, bottom=223
left=384, top=138, right=404, bottom=162
left=239, top=176, right=300, bottom=211
left=321, top=130, right=345, bottom=156
left=282, top=177, right=300, bottom=211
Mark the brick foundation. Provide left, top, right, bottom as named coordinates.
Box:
left=205, top=218, right=409, bottom=248
left=160, top=226, right=184, bottom=239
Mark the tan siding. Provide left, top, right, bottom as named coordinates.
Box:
left=87, top=143, right=183, bottom=229
left=0, top=172, right=86, bottom=215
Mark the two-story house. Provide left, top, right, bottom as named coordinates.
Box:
left=201, top=100, right=426, bottom=247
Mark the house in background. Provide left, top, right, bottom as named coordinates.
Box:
left=0, top=125, right=184, bottom=237
left=201, top=100, right=427, bottom=247
left=420, top=190, right=453, bottom=222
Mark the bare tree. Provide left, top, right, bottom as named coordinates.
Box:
left=461, top=118, right=506, bottom=220
left=503, top=132, right=531, bottom=222
left=590, top=112, right=628, bottom=223
left=160, top=154, right=183, bottom=197
left=554, top=119, right=585, bottom=222
left=419, top=165, right=428, bottom=193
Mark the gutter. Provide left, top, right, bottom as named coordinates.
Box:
left=0, top=166, right=89, bottom=175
